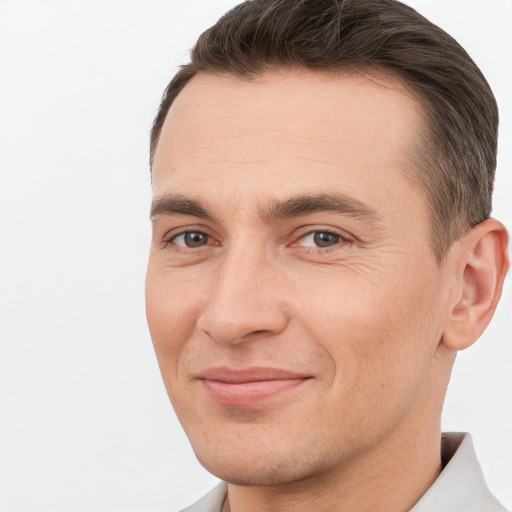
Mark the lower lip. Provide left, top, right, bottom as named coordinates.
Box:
left=202, top=378, right=308, bottom=407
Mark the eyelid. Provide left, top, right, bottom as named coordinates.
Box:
left=289, top=227, right=353, bottom=249
left=171, top=231, right=210, bottom=248
left=161, top=225, right=220, bottom=249
left=158, top=224, right=353, bottom=252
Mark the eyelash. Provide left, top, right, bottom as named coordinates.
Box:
left=162, top=228, right=350, bottom=253
left=290, top=229, right=349, bottom=251
left=163, top=230, right=217, bottom=251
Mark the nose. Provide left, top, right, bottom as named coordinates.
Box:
left=196, top=245, right=289, bottom=345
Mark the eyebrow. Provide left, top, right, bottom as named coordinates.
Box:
left=150, top=192, right=382, bottom=224
left=260, top=193, right=383, bottom=223
left=150, top=195, right=212, bottom=221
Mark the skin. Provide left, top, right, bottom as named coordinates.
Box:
left=146, top=71, right=509, bottom=511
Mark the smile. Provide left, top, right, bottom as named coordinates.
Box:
left=198, top=367, right=311, bottom=407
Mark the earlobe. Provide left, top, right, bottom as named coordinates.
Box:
left=441, top=219, right=509, bottom=351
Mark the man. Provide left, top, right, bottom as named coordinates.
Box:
left=145, top=0, right=510, bottom=510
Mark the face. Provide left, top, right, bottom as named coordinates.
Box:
left=146, top=71, right=454, bottom=485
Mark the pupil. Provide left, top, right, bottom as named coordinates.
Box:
left=185, top=232, right=207, bottom=247
left=314, top=232, right=339, bottom=247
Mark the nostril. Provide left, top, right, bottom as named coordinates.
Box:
left=240, top=329, right=274, bottom=341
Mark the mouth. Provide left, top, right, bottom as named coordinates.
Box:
left=197, top=367, right=311, bottom=407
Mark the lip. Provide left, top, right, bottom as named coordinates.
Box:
left=198, top=367, right=311, bottom=407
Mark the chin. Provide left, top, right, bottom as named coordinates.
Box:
left=201, top=460, right=312, bottom=487
left=194, top=441, right=334, bottom=487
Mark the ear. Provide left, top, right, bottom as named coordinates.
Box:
left=441, top=218, right=509, bottom=351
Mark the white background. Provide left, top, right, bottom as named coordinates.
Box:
left=0, top=1, right=511, bottom=511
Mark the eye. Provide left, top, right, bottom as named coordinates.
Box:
left=298, top=231, right=344, bottom=248
left=171, top=231, right=211, bottom=248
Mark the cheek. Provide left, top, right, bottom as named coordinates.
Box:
left=145, top=265, right=213, bottom=418
left=296, top=261, right=442, bottom=403
left=145, top=264, right=206, bottom=367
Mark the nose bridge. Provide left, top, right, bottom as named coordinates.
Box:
left=197, top=237, right=288, bottom=345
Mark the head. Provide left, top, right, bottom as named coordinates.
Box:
left=146, top=0, right=508, bottom=488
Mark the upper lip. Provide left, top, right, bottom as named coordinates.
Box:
left=197, top=367, right=310, bottom=383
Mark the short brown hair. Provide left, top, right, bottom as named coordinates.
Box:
left=150, top=0, right=498, bottom=261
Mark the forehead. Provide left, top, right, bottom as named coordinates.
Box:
left=152, top=70, right=425, bottom=213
